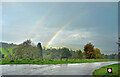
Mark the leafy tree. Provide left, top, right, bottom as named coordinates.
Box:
left=84, top=43, right=95, bottom=59
left=93, top=48, right=102, bottom=59
left=60, top=47, right=72, bottom=58
left=73, top=50, right=83, bottom=59
left=13, top=40, right=40, bottom=59
left=22, top=40, right=31, bottom=46
left=103, top=53, right=118, bottom=59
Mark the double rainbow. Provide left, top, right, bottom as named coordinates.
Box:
left=45, top=11, right=87, bottom=48
left=28, top=9, right=87, bottom=48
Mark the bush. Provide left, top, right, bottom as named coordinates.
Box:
left=33, top=61, right=36, bottom=63
left=22, top=58, right=30, bottom=60
left=10, top=60, right=14, bottom=62
left=30, top=58, right=34, bottom=60
left=49, top=59, right=53, bottom=61
left=16, top=60, right=21, bottom=62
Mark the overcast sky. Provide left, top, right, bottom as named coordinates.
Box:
left=2, top=2, right=118, bottom=54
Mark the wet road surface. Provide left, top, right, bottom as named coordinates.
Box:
left=1, top=61, right=119, bottom=75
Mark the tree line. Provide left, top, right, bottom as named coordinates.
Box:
left=1, top=40, right=119, bottom=60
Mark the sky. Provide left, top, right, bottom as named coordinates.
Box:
left=2, top=2, right=118, bottom=54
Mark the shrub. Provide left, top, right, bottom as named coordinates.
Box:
left=10, top=60, right=14, bottom=62
left=16, top=60, right=21, bottom=62
left=49, top=59, right=53, bottom=61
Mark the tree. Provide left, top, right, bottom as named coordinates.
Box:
left=60, top=47, right=72, bottom=58
left=13, top=40, right=40, bottom=59
left=93, top=48, right=102, bottom=59
left=22, top=40, right=31, bottom=46
left=37, top=42, right=43, bottom=60
left=73, top=50, right=83, bottom=59
left=84, top=43, right=95, bottom=59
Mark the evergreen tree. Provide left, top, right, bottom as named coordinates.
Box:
left=37, top=42, right=43, bottom=60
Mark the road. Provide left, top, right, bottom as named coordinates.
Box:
left=1, top=61, right=119, bottom=75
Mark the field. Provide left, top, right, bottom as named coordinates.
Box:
left=93, top=63, right=120, bottom=76
left=0, top=48, right=8, bottom=57
left=1, top=59, right=119, bottom=64
left=0, top=47, right=14, bottom=57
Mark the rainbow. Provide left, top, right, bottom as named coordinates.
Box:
left=28, top=10, right=51, bottom=39
left=45, top=11, right=87, bottom=48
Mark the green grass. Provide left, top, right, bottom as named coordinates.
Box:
left=0, top=47, right=15, bottom=57
left=0, top=48, right=8, bottom=57
left=1, top=59, right=119, bottom=64
left=93, top=63, right=120, bottom=77
left=7, top=47, right=15, bottom=55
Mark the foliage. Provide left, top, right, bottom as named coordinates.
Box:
left=60, top=47, right=72, bottom=58
left=13, top=40, right=40, bottom=59
left=103, top=54, right=118, bottom=59
left=0, top=40, right=118, bottom=61
left=93, top=48, right=102, bottom=59
left=72, top=50, right=83, bottom=59
left=37, top=42, right=43, bottom=59
left=84, top=43, right=95, bottom=59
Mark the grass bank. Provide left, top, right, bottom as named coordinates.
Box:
left=93, top=63, right=120, bottom=77
left=1, top=59, right=119, bottom=64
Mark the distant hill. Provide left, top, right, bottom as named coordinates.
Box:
left=0, top=42, right=17, bottom=57
left=0, top=42, right=17, bottom=48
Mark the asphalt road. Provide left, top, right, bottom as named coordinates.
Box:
left=1, top=61, right=119, bottom=75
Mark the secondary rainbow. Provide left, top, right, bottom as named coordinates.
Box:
left=45, top=11, right=87, bottom=48
left=28, top=10, right=51, bottom=39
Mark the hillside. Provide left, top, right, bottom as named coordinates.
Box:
left=0, top=42, right=17, bottom=57
left=0, top=47, right=16, bottom=57
left=0, top=42, right=17, bottom=48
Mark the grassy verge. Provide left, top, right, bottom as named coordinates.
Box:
left=1, top=59, right=119, bottom=64
left=93, top=63, right=120, bottom=77
left=0, top=48, right=8, bottom=57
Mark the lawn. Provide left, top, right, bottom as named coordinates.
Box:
left=1, top=59, right=119, bottom=64
left=0, top=47, right=16, bottom=57
left=7, top=47, right=15, bottom=55
left=0, top=48, right=8, bottom=57
left=93, top=63, right=120, bottom=77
